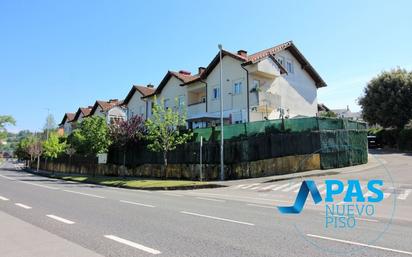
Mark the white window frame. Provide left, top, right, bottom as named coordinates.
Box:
left=233, top=81, right=242, bottom=95
left=277, top=56, right=285, bottom=66
left=212, top=87, right=220, bottom=100
left=286, top=59, right=294, bottom=74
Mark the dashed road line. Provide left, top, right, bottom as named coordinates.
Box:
left=15, top=203, right=32, bottom=209
left=46, top=214, right=75, bottom=224
left=104, top=235, right=161, bottom=255
left=307, top=234, right=412, bottom=255
left=196, top=197, right=226, bottom=202
left=0, top=195, right=9, bottom=201
left=240, top=183, right=261, bottom=189
left=120, top=200, right=155, bottom=208
left=63, top=190, right=105, bottom=199
left=180, top=211, right=255, bottom=226
left=246, top=203, right=276, bottom=209
left=163, top=193, right=183, bottom=197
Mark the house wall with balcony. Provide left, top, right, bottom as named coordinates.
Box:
left=248, top=50, right=318, bottom=120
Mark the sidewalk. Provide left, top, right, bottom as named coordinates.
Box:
left=0, top=210, right=104, bottom=257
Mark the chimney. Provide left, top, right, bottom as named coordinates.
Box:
left=88, top=106, right=93, bottom=109
left=147, top=84, right=154, bottom=88
left=179, top=70, right=191, bottom=75
left=237, top=50, right=247, bottom=58
left=109, top=99, right=118, bottom=103
left=198, top=67, right=206, bottom=74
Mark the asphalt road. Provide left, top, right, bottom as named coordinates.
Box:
left=0, top=150, right=411, bottom=257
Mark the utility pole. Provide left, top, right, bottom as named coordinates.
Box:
left=199, top=136, right=203, bottom=182
left=218, top=44, right=224, bottom=181
left=45, top=108, right=50, bottom=140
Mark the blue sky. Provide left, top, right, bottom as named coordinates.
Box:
left=1, top=0, right=411, bottom=132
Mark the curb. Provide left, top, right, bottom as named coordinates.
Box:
left=23, top=168, right=225, bottom=191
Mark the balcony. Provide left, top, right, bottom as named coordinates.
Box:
left=187, top=102, right=206, bottom=118
left=247, top=59, right=281, bottom=79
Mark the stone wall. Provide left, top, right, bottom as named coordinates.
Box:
left=35, top=153, right=320, bottom=180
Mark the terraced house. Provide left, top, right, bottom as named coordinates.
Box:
left=127, top=41, right=327, bottom=128
left=61, top=41, right=327, bottom=132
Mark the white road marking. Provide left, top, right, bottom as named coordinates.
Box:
left=0, top=196, right=9, bottom=201
left=15, top=203, right=32, bottom=209
left=0, top=174, right=58, bottom=189
left=240, top=183, right=261, bottom=189
left=272, top=183, right=291, bottom=191
left=63, top=190, right=105, bottom=199
left=180, top=211, right=255, bottom=226
left=120, top=200, right=155, bottom=208
left=282, top=183, right=302, bottom=192
left=46, top=214, right=75, bottom=224
left=163, top=193, right=183, bottom=197
left=196, top=197, right=226, bottom=202
left=398, top=189, right=411, bottom=200
left=247, top=203, right=276, bottom=209
left=19, top=181, right=59, bottom=190
left=307, top=234, right=412, bottom=255
left=104, top=235, right=161, bottom=255
left=233, top=184, right=246, bottom=189
left=259, top=184, right=279, bottom=190
left=188, top=192, right=291, bottom=203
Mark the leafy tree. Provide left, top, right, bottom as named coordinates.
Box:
left=43, top=132, right=66, bottom=159
left=67, top=129, right=86, bottom=154
left=359, top=68, right=412, bottom=128
left=72, top=116, right=111, bottom=156
left=145, top=97, right=192, bottom=178
left=320, top=111, right=337, bottom=118
left=26, top=137, right=43, bottom=172
left=109, top=115, right=146, bottom=167
left=15, top=135, right=35, bottom=162
left=0, top=115, right=16, bottom=141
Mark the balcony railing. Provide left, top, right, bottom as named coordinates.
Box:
left=187, top=102, right=206, bottom=117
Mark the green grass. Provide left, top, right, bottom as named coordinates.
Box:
left=58, top=175, right=208, bottom=189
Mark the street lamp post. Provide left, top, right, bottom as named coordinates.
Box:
left=218, top=44, right=224, bottom=181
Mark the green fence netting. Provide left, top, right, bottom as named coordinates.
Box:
left=192, top=117, right=366, bottom=142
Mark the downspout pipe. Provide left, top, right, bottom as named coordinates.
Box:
left=241, top=64, right=250, bottom=123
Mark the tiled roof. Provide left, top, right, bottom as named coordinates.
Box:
left=80, top=107, right=92, bottom=116
left=96, top=99, right=122, bottom=112
left=134, top=85, right=155, bottom=97
left=247, top=41, right=293, bottom=63
left=59, top=112, right=75, bottom=125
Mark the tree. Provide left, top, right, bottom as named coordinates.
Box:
left=109, top=115, right=146, bottom=167
left=27, top=137, right=43, bottom=172
left=359, top=68, right=412, bottom=129
left=43, top=114, right=56, bottom=140
left=320, top=111, right=337, bottom=118
left=0, top=115, right=16, bottom=141
left=74, top=116, right=111, bottom=155
left=145, top=97, right=192, bottom=178
left=43, top=132, right=66, bottom=159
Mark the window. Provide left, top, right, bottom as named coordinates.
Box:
left=139, top=105, right=144, bottom=115
left=233, top=82, right=242, bottom=94
left=286, top=59, right=294, bottom=73
left=178, top=95, right=185, bottom=108
left=212, top=88, right=220, bottom=100
left=252, top=80, right=260, bottom=91
left=201, top=96, right=206, bottom=103
left=164, top=98, right=170, bottom=109
left=277, top=56, right=285, bottom=66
